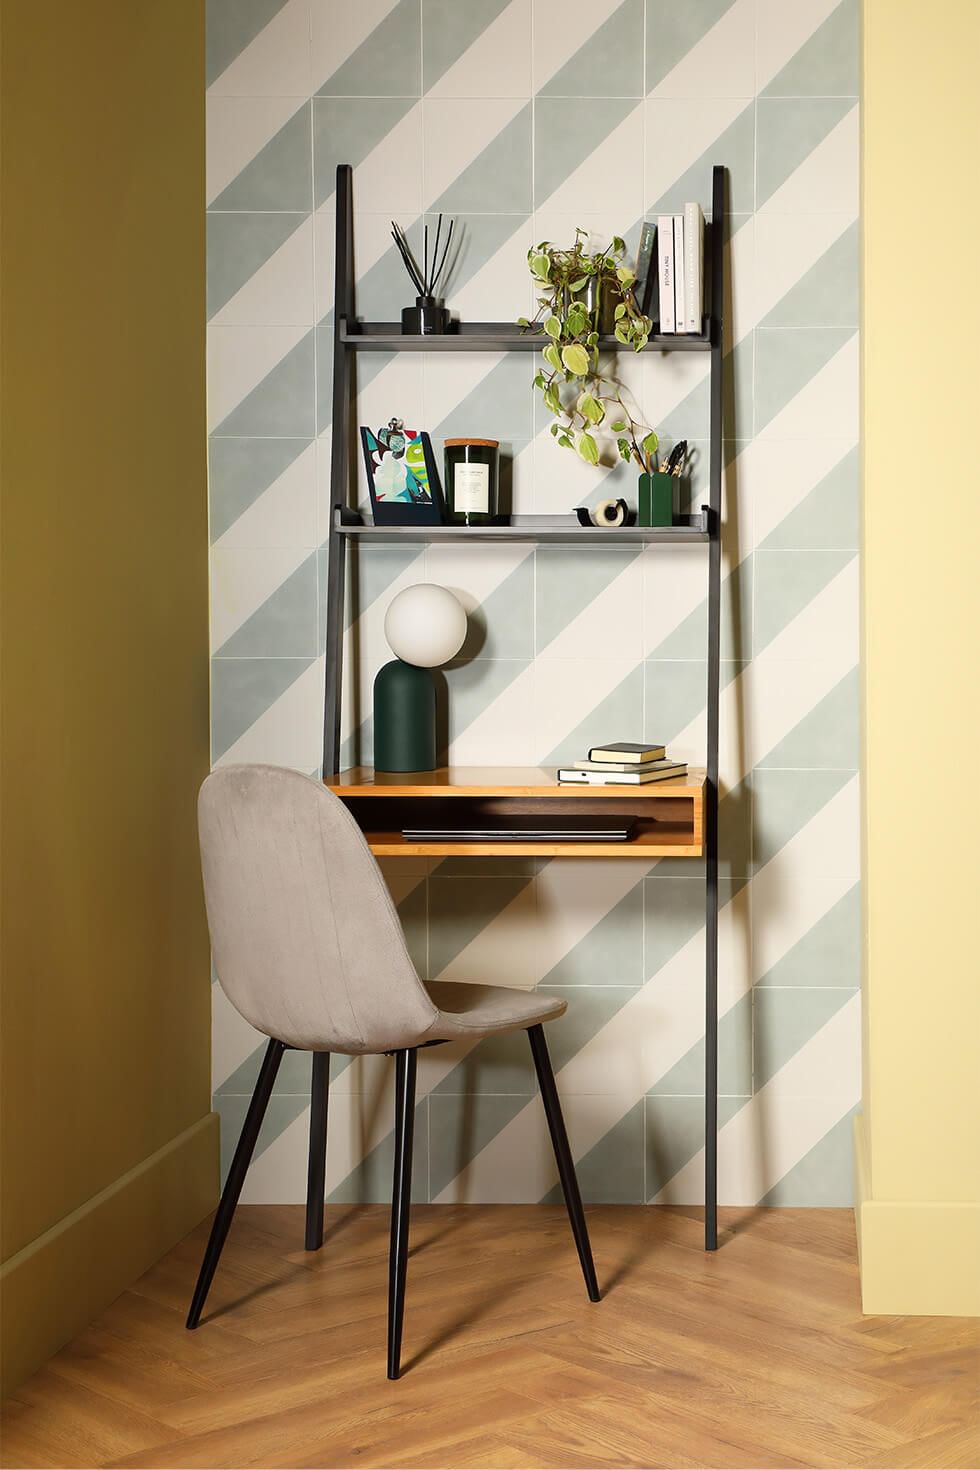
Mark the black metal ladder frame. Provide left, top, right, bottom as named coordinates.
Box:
left=320, top=163, right=726, bottom=1252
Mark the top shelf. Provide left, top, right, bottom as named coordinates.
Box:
left=340, top=320, right=712, bottom=353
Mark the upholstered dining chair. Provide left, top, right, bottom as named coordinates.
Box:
left=188, top=764, right=600, bottom=1378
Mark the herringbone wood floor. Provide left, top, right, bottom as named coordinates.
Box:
left=2, top=1207, right=977, bottom=1469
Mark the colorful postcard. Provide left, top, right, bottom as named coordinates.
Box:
left=360, top=420, right=443, bottom=525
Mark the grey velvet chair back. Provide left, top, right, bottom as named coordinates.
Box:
left=198, top=765, right=438, bottom=1054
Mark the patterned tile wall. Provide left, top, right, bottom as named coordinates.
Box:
left=206, top=0, right=861, bottom=1205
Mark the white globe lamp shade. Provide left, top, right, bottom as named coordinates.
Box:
left=383, top=583, right=467, bottom=668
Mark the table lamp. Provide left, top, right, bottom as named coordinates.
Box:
left=373, top=583, right=467, bottom=772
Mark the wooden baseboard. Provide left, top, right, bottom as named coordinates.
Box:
left=853, top=1113, right=980, bottom=1317
left=1, top=1112, right=219, bottom=1398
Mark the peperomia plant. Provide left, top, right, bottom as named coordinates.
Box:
left=518, top=229, right=659, bottom=472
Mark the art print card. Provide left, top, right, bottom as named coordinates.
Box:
left=360, top=420, right=443, bottom=525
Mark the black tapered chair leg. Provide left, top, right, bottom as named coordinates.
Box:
left=387, top=1047, right=417, bottom=1379
left=527, top=1024, right=601, bottom=1302
left=187, top=1037, right=285, bottom=1329
left=305, top=1051, right=330, bottom=1250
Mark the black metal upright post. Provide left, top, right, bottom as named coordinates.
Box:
left=704, top=164, right=725, bottom=1252
left=322, top=164, right=354, bottom=778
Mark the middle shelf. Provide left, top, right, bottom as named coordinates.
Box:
left=327, top=767, right=706, bottom=858
left=335, top=510, right=711, bottom=545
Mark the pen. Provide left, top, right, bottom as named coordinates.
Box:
left=664, top=440, right=688, bottom=476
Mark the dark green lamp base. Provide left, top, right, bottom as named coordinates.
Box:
left=373, top=659, right=436, bottom=771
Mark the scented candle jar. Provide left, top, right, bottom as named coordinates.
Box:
left=444, top=438, right=499, bottom=525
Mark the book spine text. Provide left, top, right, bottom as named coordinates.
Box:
left=636, top=220, right=657, bottom=317
left=673, top=215, right=685, bottom=332
left=683, top=203, right=703, bottom=333
left=657, top=216, right=675, bottom=332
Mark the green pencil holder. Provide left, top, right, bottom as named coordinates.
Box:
left=638, top=471, right=674, bottom=527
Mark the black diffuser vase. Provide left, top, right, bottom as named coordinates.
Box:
left=401, top=296, right=450, bottom=335
left=391, top=214, right=455, bottom=337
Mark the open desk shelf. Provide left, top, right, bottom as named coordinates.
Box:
left=327, top=767, right=706, bottom=859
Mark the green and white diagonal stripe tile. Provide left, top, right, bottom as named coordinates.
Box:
left=207, top=0, right=861, bottom=1205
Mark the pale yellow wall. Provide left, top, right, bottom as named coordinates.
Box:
left=0, top=0, right=216, bottom=1394
left=857, top=0, right=980, bottom=1314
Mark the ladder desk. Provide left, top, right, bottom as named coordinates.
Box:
left=319, top=163, right=727, bottom=1252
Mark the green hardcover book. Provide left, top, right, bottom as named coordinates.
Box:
left=587, top=741, right=666, bottom=764
left=635, top=220, right=657, bottom=315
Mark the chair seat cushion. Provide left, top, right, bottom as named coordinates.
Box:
left=424, top=981, right=566, bottom=1041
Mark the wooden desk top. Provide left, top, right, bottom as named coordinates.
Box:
left=327, top=766, right=706, bottom=799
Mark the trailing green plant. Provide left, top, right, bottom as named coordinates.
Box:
left=517, top=229, right=659, bottom=472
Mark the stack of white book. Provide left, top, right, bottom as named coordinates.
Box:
left=557, top=741, right=688, bottom=786
left=655, top=204, right=704, bottom=334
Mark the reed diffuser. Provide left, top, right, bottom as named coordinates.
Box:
left=391, top=215, right=455, bottom=335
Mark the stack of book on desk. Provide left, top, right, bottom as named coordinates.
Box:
left=557, top=742, right=688, bottom=786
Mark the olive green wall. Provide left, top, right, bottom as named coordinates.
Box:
left=0, top=0, right=216, bottom=1396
